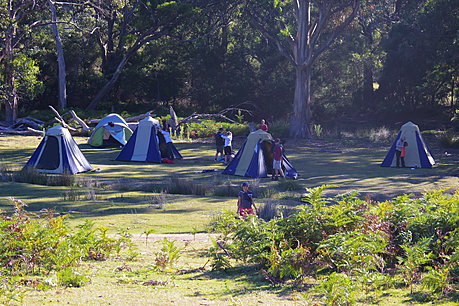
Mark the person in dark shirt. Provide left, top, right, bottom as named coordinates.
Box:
left=214, top=128, right=224, bottom=161
left=237, top=182, right=258, bottom=218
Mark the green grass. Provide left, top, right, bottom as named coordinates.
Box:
left=1, top=133, right=459, bottom=304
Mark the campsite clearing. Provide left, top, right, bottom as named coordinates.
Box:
left=1, top=132, right=459, bottom=304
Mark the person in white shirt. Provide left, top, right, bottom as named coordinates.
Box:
left=222, top=130, right=233, bottom=164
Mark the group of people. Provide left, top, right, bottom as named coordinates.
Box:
left=395, top=136, right=408, bottom=168
left=214, top=128, right=233, bottom=165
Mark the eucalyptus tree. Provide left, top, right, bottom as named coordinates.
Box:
left=376, top=0, right=457, bottom=116
left=244, top=0, right=360, bottom=138
left=48, top=0, right=67, bottom=110
left=0, top=0, right=45, bottom=124
left=84, top=0, right=220, bottom=110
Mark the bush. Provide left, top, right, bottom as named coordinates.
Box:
left=0, top=198, right=131, bottom=296
left=183, top=120, right=249, bottom=139
left=207, top=186, right=459, bottom=301
left=439, top=130, right=459, bottom=148
left=168, top=176, right=210, bottom=196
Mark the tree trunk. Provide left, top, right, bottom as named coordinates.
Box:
left=363, top=61, right=374, bottom=104
left=49, top=0, right=67, bottom=110
left=290, top=65, right=312, bottom=138
left=5, top=16, right=17, bottom=125
left=86, top=54, right=130, bottom=110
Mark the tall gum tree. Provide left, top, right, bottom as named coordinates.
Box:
left=245, top=0, right=359, bottom=138
left=0, top=0, right=44, bottom=124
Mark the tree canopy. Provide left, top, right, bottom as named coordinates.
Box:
left=0, top=0, right=457, bottom=133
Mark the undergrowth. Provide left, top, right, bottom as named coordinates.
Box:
left=208, top=186, right=459, bottom=304
left=0, top=198, right=134, bottom=304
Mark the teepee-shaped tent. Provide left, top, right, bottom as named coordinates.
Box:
left=223, top=130, right=298, bottom=178
left=381, top=121, right=435, bottom=168
left=88, top=113, right=133, bottom=147
left=25, top=125, right=93, bottom=174
left=115, top=117, right=162, bottom=163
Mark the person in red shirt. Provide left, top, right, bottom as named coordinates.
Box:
left=400, top=141, right=408, bottom=168
left=271, top=138, right=285, bottom=180
left=258, top=119, right=268, bottom=132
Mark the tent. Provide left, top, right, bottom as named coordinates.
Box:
left=223, top=130, right=298, bottom=178
left=381, top=121, right=435, bottom=168
left=88, top=113, right=133, bottom=147
left=115, top=117, right=162, bottom=163
left=25, top=125, right=93, bottom=174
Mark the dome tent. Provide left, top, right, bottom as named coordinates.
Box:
left=223, top=130, right=298, bottom=178
left=25, top=125, right=93, bottom=174
left=115, top=116, right=162, bottom=163
left=88, top=113, right=133, bottom=147
left=381, top=121, right=435, bottom=168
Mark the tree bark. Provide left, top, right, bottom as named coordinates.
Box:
left=4, top=7, right=17, bottom=125
left=48, top=0, right=67, bottom=110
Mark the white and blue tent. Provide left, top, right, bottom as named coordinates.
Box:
left=88, top=113, right=133, bottom=147
left=223, top=130, right=298, bottom=178
left=115, top=117, right=162, bottom=163
left=25, top=125, right=93, bottom=174
left=381, top=121, right=435, bottom=168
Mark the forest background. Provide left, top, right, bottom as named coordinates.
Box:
left=0, top=0, right=458, bottom=133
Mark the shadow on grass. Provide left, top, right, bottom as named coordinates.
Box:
left=188, top=264, right=310, bottom=300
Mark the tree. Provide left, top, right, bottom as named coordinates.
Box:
left=84, top=0, right=213, bottom=110
left=48, top=0, right=67, bottom=110
left=0, top=0, right=45, bottom=124
left=245, top=0, right=360, bottom=138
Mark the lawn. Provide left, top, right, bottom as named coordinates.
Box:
left=0, top=132, right=458, bottom=304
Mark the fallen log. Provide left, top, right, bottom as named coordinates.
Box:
left=0, top=126, right=43, bottom=136
left=85, top=111, right=155, bottom=125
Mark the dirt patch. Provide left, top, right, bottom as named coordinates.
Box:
left=129, top=233, right=218, bottom=243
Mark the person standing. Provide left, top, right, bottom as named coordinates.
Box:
left=161, top=126, right=174, bottom=161
left=272, top=138, right=285, bottom=180
left=237, top=182, right=258, bottom=218
left=258, top=119, right=268, bottom=132
left=214, top=128, right=224, bottom=161
left=222, top=129, right=233, bottom=165
left=400, top=141, right=408, bottom=168
left=395, top=136, right=405, bottom=168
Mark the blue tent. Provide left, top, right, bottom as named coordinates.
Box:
left=381, top=122, right=435, bottom=168
left=116, top=117, right=162, bottom=163
left=25, top=125, right=93, bottom=174
left=223, top=130, right=298, bottom=178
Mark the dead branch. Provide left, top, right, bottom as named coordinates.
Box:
left=124, top=111, right=155, bottom=122
left=0, top=126, right=43, bottom=136
left=85, top=111, right=155, bottom=125
left=67, top=110, right=90, bottom=132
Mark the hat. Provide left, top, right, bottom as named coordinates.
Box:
left=241, top=182, right=249, bottom=187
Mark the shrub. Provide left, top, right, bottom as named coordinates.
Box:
left=0, top=198, right=131, bottom=294
left=257, top=202, right=279, bottom=221
left=153, top=238, right=181, bottom=271
left=57, top=268, right=89, bottom=287
left=168, top=176, right=209, bottom=196
left=146, top=192, right=168, bottom=209
left=207, top=186, right=459, bottom=300
left=277, top=179, right=302, bottom=191
left=439, top=130, right=459, bottom=148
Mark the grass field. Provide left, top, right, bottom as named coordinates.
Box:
left=1, top=131, right=458, bottom=304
